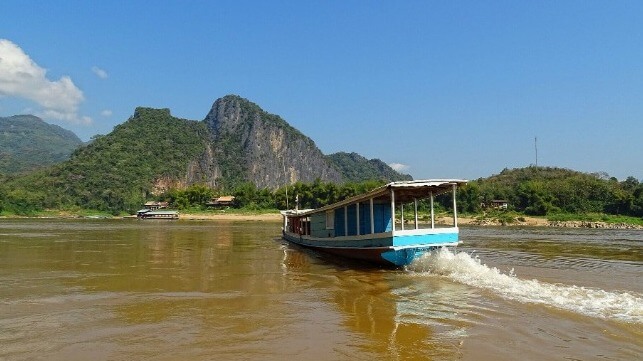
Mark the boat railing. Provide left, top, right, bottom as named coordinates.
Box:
left=391, top=183, right=461, bottom=233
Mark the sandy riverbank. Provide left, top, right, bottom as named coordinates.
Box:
left=455, top=216, right=550, bottom=227
left=5, top=211, right=639, bottom=229
left=179, top=212, right=550, bottom=226
left=180, top=212, right=282, bottom=222
left=179, top=213, right=641, bottom=229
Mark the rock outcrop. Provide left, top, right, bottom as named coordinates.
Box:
left=202, top=95, right=342, bottom=189
left=548, top=221, right=643, bottom=230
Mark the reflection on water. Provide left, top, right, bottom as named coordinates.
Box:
left=0, top=220, right=641, bottom=360
left=281, top=247, right=461, bottom=360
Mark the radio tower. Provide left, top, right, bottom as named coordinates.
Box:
left=535, top=136, right=538, bottom=168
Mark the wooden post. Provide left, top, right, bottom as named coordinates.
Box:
left=356, top=202, right=360, bottom=236
left=370, top=198, right=374, bottom=234
left=400, top=203, right=404, bottom=231
left=414, top=198, right=418, bottom=230
left=452, top=183, right=458, bottom=227
left=430, top=191, right=435, bottom=229
left=344, top=206, right=348, bottom=236
left=391, top=189, right=396, bottom=233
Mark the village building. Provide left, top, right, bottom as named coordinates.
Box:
left=206, top=196, right=236, bottom=208
left=143, top=201, right=169, bottom=210
left=487, top=199, right=509, bottom=210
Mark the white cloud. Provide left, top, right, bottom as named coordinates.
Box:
left=37, top=109, right=93, bottom=125
left=389, top=162, right=410, bottom=172
left=0, top=38, right=90, bottom=124
left=91, top=66, right=108, bottom=79
left=100, top=109, right=112, bottom=117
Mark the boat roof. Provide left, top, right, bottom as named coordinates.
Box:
left=281, top=179, right=467, bottom=217
left=144, top=210, right=179, bottom=215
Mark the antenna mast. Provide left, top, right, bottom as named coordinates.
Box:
left=535, top=136, right=538, bottom=167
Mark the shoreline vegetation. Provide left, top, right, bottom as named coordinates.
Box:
left=3, top=168, right=641, bottom=229
left=2, top=209, right=641, bottom=229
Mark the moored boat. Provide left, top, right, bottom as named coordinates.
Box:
left=136, top=209, right=180, bottom=220
left=280, top=179, right=467, bottom=267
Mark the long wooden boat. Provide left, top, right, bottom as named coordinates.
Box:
left=281, top=179, right=467, bottom=267
left=136, top=209, right=179, bottom=220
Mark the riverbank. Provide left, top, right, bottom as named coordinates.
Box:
left=180, top=212, right=282, bottom=222
left=2, top=211, right=641, bottom=229
left=456, top=215, right=549, bottom=227
left=180, top=213, right=643, bottom=229
left=454, top=215, right=643, bottom=229
left=0, top=210, right=284, bottom=222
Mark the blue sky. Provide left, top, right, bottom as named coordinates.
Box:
left=1, top=1, right=641, bottom=181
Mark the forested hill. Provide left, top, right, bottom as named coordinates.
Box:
left=326, top=152, right=412, bottom=182
left=0, top=95, right=410, bottom=213
left=0, top=115, right=83, bottom=174
left=3, top=108, right=209, bottom=212
left=456, top=167, right=643, bottom=217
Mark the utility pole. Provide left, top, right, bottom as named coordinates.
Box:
left=282, top=157, right=288, bottom=209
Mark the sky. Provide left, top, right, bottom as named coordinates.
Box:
left=0, top=0, right=641, bottom=181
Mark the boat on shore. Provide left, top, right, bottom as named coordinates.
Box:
left=280, top=179, right=467, bottom=267
left=136, top=209, right=179, bottom=220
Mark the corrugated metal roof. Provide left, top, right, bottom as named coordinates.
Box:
left=284, top=179, right=467, bottom=217
left=215, top=196, right=235, bottom=202
left=145, top=210, right=179, bottom=215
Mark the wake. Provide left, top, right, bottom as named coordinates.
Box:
left=407, top=248, right=643, bottom=324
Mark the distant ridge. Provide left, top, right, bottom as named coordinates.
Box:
left=0, top=115, right=83, bottom=174
left=326, top=152, right=412, bottom=182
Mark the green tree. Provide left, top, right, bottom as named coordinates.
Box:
left=184, top=184, right=215, bottom=207
left=631, top=183, right=643, bottom=217
left=516, top=181, right=557, bottom=216
left=457, top=183, right=482, bottom=213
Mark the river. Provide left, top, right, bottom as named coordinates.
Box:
left=0, top=219, right=641, bottom=360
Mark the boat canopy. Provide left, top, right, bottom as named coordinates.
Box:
left=282, top=179, right=467, bottom=217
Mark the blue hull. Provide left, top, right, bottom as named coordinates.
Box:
left=282, top=230, right=458, bottom=267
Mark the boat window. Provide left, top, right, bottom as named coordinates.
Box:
left=326, top=210, right=334, bottom=230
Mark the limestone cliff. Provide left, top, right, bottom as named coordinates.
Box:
left=202, top=95, right=342, bottom=189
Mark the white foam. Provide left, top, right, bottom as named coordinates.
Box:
left=407, top=248, right=643, bottom=324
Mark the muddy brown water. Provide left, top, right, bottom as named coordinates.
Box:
left=0, top=219, right=641, bottom=360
